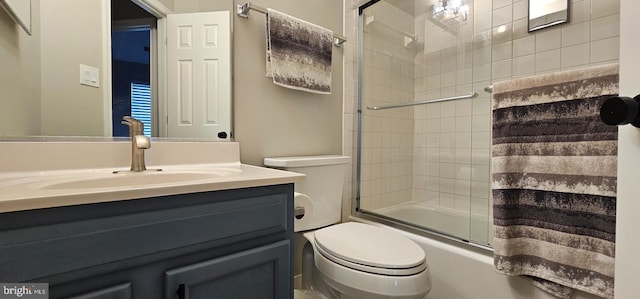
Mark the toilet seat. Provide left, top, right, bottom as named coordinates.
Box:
left=313, top=222, right=427, bottom=276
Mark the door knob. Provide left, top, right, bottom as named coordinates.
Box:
left=600, top=95, right=640, bottom=127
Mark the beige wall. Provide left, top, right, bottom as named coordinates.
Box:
left=173, top=0, right=344, bottom=165
left=232, top=0, right=344, bottom=165
left=173, top=0, right=231, bottom=13
left=0, top=0, right=41, bottom=136
left=40, top=0, right=106, bottom=136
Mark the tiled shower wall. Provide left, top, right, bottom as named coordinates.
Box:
left=342, top=0, right=620, bottom=239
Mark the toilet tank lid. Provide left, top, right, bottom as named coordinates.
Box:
left=264, top=155, right=350, bottom=168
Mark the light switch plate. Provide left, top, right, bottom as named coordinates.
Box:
left=79, top=64, right=100, bottom=88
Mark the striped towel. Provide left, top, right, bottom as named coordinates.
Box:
left=491, top=64, right=619, bottom=299
left=266, top=9, right=333, bottom=94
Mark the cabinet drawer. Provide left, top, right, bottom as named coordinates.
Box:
left=0, top=187, right=291, bottom=282
left=165, top=240, right=291, bottom=299
left=64, top=283, right=132, bottom=299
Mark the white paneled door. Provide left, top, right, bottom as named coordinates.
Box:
left=166, top=11, right=231, bottom=139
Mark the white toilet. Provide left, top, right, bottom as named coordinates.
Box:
left=264, top=155, right=431, bottom=299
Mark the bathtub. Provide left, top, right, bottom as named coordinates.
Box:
left=372, top=202, right=484, bottom=243
left=351, top=216, right=604, bottom=299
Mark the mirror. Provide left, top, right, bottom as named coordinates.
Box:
left=528, top=0, right=569, bottom=32
left=0, top=0, right=31, bottom=35
left=0, top=0, right=232, bottom=140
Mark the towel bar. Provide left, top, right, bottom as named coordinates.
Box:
left=366, top=92, right=478, bottom=111
left=236, top=2, right=348, bottom=47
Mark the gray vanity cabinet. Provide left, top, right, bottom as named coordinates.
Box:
left=0, top=184, right=294, bottom=299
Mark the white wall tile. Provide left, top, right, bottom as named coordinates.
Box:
left=472, top=148, right=491, bottom=165
left=472, top=98, right=491, bottom=115
left=570, top=0, right=592, bottom=23
left=512, top=18, right=529, bottom=39
left=455, top=148, right=472, bottom=164
left=440, top=178, right=456, bottom=194
left=561, top=43, right=590, bottom=68
left=471, top=181, right=490, bottom=198
left=512, top=54, right=535, bottom=76
left=472, top=131, right=491, bottom=148
left=513, top=36, right=535, bottom=57
left=440, top=163, right=455, bottom=178
left=473, top=63, right=492, bottom=82
left=591, top=14, right=620, bottom=41
left=455, top=195, right=471, bottom=211
left=492, top=59, right=513, bottom=79
left=493, top=5, right=513, bottom=26
left=439, top=193, right=455, bottom=208
left=456, top=116, right=473, bottom=132
left=562, top=22, right=591, bottom=47
left=456, top=164, right=472, bottom=180
left=473, top=46, right=492, bottom=65
left=441, top=117, right=456, bottom=133
left=455, top=179, right=472, bottom=196
left=426, top=162, right=440, bottom=176
left=535, top=49, right=562, bottom=72
left=493, top=0, right=512, bottom=9
left=455, top=99, right=474, bottom=116
left=590, top=36, right=620, bottom=62
left=471, top=165, right=491, bottom=182
left=591, top=0, right=620, bottom=19
left=455, top=132, right=473, bottom=148
left=492, top=23, right=513, bottom=44
left=441, top=101, right=457, bottom=117
left=472, top=114, right=491, bottom=131
left=512, top=0, right=528, bottom=20
left=475, top=10, right=493, bottom=33
left=536, top=29, right=562, bottom=51
left=492, top=41, right=513, bottom=61
left=471, top=196, right=490, bottom=215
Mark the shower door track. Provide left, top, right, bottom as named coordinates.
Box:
left=354, top=209, right=494, bottom=252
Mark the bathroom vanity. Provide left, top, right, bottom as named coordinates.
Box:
left=0, top=141, right=304, bottom=299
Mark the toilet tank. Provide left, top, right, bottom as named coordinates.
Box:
left=264, top=155, right=350, bottom=231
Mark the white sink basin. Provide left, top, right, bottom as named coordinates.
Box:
left=42, top=170, right=238, bottom=190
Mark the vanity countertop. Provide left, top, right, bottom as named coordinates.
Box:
left=0, top=141, right=305, bottom=213
left=0, top=163, right=304, bottom=213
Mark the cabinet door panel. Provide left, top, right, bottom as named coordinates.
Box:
left=165, top=240, right=291, bottom=299
left=64, top=282, right=132, bottom=299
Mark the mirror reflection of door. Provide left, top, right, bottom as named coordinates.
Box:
left=111, top=0, right=157, bottom=137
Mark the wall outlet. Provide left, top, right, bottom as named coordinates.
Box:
left=79, top=64, right=100, bottom=88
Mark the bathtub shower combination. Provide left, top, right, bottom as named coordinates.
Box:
left=355, top=0, right=493, bottom=247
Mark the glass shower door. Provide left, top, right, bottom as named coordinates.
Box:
left=356, top=0, right=493, bottom=246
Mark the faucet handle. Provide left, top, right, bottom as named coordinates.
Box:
left=121, top=116, right=145, bottom=135
left=134, top=135, right=151, bottom=149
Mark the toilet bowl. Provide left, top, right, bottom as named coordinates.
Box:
left=306, top=222, right=431, bottom=299
left=263, top=156, right=431, bottom=299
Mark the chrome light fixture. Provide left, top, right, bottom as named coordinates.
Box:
left=432, top=0, right=469, bottom=21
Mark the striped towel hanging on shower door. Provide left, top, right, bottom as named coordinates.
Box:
left=491, top=63, right=619, bottom=299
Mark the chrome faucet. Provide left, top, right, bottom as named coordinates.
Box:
left=121, top=116, right=150, bottom=172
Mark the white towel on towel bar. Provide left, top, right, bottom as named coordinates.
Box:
left=266, top=8, right=333, bottom=94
